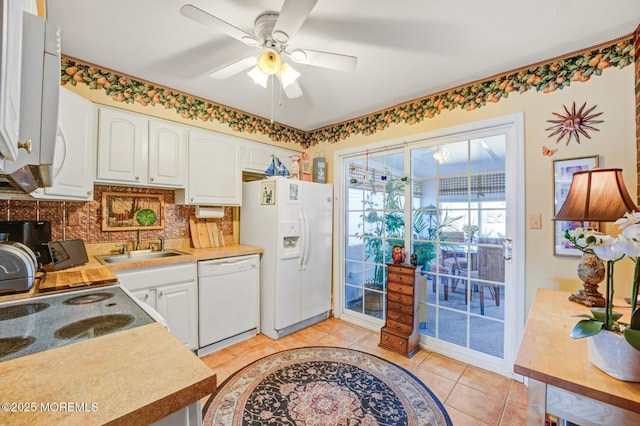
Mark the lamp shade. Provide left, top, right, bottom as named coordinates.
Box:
left=257, top=51, right=281, bottom=75
left=553, top=168, right=638, bottom=221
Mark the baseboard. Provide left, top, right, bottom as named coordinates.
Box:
left=196, top=328, right=257, bottom=357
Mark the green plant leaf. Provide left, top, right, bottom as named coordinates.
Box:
left=623, top=328, right=640, bottom=351
left=590, top=308, right=623, bottom=322
left=572, top=314, right=595, bottom=319
left=570, top=319, right=604, bottom=339
left=630, top=309, right=640, bottom=330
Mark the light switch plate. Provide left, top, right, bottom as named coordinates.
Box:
left=528, top=213, right=542, bottom=229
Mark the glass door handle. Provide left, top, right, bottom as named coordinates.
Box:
left=503, top=238, right=513, bottom=261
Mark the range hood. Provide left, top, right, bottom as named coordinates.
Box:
left=0, top=12, right=60, bottom=194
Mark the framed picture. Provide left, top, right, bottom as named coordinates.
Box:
left=261, top=180, right=276, bottom=205
left=553, top=155, right=599, bottom=256
left=102, top=192, right=164, bottom=231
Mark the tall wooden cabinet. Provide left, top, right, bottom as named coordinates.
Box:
left=379, top=263, right=421, bottom=357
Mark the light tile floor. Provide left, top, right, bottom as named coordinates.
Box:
left=200, top=317, right=528, bottom=425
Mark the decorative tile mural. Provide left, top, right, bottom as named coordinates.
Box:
left=60, top=36, right=634, bottom=148
left=0, top=185, right=235, bottom=245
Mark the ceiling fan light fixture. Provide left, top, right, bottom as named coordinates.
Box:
left=247, top=66, right=269, bottom=88
left=277, top=62, right=300, bottom=88
left=257, top=51, right=281, bottom=75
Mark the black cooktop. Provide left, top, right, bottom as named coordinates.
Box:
left=0, top=285, right=154, bottom=361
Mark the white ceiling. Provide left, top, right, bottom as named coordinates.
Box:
left=46, top=0, right=640, bottom=132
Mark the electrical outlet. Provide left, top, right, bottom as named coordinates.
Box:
left=528, top=213, right=542, bottom=229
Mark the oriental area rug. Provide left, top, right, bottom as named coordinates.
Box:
left=202, top=346, right=452, bottom=425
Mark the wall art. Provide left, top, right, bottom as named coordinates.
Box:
left=553, top=155, right=599, bottom=256
left=102, top=192, right=164, bottom=231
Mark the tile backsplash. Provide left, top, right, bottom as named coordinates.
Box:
left=0, top=185, right=234, bottom=244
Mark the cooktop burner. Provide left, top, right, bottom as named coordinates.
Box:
left=0, top=285, right=154, bottom=361
left=54, top=314, right=135, bottom=339
left=63, top=292, right=114, bottom=305
left=0, top=336, right=36, bottom=359
left=0, top=303, right=49, bottom=321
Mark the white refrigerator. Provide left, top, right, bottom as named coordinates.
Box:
left=241, top=177, right=333, bottom=339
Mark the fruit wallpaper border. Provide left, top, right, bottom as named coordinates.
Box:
left=60, top=36, right=634, bottom=149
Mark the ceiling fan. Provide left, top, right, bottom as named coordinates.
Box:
left=180, top=0, right=358, bottom=99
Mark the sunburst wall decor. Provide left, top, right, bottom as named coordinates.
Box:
left=545, top=101, right=604, bottom=145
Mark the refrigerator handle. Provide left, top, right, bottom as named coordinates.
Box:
left=298, top=209, right=305, bottom=270
left=302, top=207, right=311, bottom=269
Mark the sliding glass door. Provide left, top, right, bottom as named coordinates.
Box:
left=343, top=150, right=405, bottom=321
left=335, top=114, right=524, bottom=376
left=411, top=137, right=506, bottom=359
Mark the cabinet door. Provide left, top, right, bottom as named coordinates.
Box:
left=243, top=140, right=300, bottom=174
left=130, top=288, right=157, bottom=310
left=0, top=1, right=30, bottom=161
left=181, top=129, right=242, bottom=205
left=156, top=281, right=198, bottom=350
left=148, top=118, right=186, bottom=187
left=96, top=107, right=148, bottom=184
left=32, top=88, right=96, bottom=200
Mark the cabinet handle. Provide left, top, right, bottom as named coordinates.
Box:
left=143, top=294, right=149, bottom=300
left=87, top=190, right=93, bottom=196
left=149, top=177, right=154, bottom=182
left=17, top=139, right=32, bottom=154
left=158, top=291, right=163, bottom=297
left=383, top=335, right=389, bottom=341
left=135, top=176, right=140, bottom=181
left=395, top=323, right=401, bottom=329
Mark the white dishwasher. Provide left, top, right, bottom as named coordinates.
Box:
left=197, top=254, right=260, bottom=355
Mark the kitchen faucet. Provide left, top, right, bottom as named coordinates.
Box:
left=149, top=237, right=165, bottom=251
left=135, top=228, right=142, bottom=251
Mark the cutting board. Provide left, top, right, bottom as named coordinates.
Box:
left=38, top=268, right=118, bottom=292
left=190, top=216, right=225, bottom=248
left=189, top=216, right=201, bottom=248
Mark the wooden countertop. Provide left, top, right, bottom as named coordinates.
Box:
left=514, top=288, right=640, bottom=413
left=0, top=323, right=216, bottom=425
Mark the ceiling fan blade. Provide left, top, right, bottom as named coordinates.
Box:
left=209, top=56, right=257, bottom=79
left=180, top=4, right=258, bottom=46
left=282, top=80, right=303, bottom=99
left=272, top=0, right=318, bottom=44
left=288, top=49, right=357, bottom=72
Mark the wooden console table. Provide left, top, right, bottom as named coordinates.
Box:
left=515, top=289, right=640, bottom=425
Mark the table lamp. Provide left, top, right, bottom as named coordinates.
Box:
left=553, top=168, right=638, bottom=307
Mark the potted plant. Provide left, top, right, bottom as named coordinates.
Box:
left=565, top=212, right=640, bottom=381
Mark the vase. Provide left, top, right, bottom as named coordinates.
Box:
left=587, top=330, right=640, bottom=382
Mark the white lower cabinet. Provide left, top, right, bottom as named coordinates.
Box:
left=151, top=401, right=201, bottom=426
left=117, top=262, right=198, bottom=350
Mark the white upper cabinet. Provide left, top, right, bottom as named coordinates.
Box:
left=175, top=129, right=242, bottom=206
left=243, top=139, right=301, bottom=174
left=0, top=1, right=35, bottom=162
left=148, top=119, right=187, bottom=187
left=31, top=88, right=96, bottom=200
left=96, top=107, right=186, bottom=188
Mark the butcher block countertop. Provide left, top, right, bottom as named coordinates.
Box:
left=0, top=323, right=216, bottom=425
left=514, top=288, right=640, bottom=414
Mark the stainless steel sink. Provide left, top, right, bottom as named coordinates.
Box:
left=95, top=249, right=189, bottom=265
